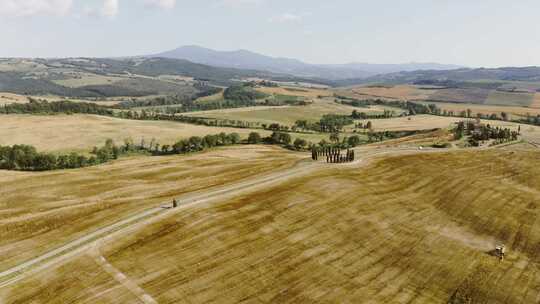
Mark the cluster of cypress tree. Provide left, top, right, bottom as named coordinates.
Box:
left=312, top=147, right=355, bottom=163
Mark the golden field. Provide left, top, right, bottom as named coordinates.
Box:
left=255, top=86, right=333, bottom=98
left=184, top=98, right=389, bottom=126
left=0, top=114, right=273, bottom=153
left=0, top=145, right=304, bottom=272
left=0, top=92, right=28, bottom=106
left=415, top=101, right=540, bottom=119
left=346, top=84, right=432, bottom=100
left=3, top=145, right=540, bottom=303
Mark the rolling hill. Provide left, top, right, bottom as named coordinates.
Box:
left=152, top=45, right=462, bottom=80
left=344, top=66, right=540, bottom=86
left=0, top=57, right=283, bottom=98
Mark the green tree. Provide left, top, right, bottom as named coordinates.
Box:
left=347, top=135, right=361, bottom=147
left=294, top=138, right=308, bottom=150
left=279, top=133, right=292, bottom=145
left=248, top=132, right=262, bottom=144
left=230, top=133, right=241, bottom=144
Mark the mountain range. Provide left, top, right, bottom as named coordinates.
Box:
left=151, top=45, right=464, bottom=80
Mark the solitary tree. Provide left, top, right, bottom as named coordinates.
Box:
left=294, top=138, right=307, bottom=150
left=248, top=132, right=262, bottom=144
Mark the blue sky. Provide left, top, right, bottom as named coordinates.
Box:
left=1, top=0, right=540, bottom=67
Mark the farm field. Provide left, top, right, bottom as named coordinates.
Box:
left=348, top=115, right=464, bottom=132
left=415, top=101, right=540, bottom=119
left=343, top=84, right=540, bottom=108
left=0, top=145, right=304, bottom=272
left=347, top=114, right=540, bottom=144
left=194, top=90, right=224, bottom=103
left=0, top=114, right=275, bottom=153
left=428, top=88, right=491, bottom=104
left=184, top=98, right=387, bottom=126
left=484, top=91, right=535, bottom=107
left=345, top=84, right=432, bottom=100
left=0, top=92, right=28, bottom=106
left=4, top=146, right=540, bottom=303
left=255, top=86, right=333, bottom=98
left=52, top=73, right=125, bottom=88
left=0, top=92, right=129, bottom=106
left=531, top=93, right=540, bottom=108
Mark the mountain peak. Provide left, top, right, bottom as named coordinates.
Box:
left=151, top=46, right=464, bottom=80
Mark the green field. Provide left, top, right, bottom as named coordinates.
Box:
left=185, top=99, right=387, bottom=126
left=484, top=90, right=535, bottom=107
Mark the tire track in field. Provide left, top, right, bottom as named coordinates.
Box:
left=91, top=244, right=157, bottom=304
left=0, top=146, right=479, bottom=292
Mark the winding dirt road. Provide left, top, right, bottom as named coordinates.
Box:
left=0, top=145, right=490, bottom=290
left=0, top=156, right=326, bottom=289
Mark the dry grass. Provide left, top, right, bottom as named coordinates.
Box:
left=255, top=86, right=332, bottom=98
left=347, top=115, right=540, bottom=145
left=349, top=115, right=464, bottom=132
left=485, top=91, right=534, bottom=107
left=531, top=93, right=540, bottom=108
left=0, top=145, right=303, bottom=271
left=52, top=74, right=124, bottom=88
left=0, top=92, right=28, bottom=106
left=184, top=98, right=380, bottom=126
left=6, top=147, right=540, bottom=303
left=0, top=255, right=137, bottom=303
left=348, top=85, right=432, bottom=100
left=416, top=101, right=540, bottom=119
left=0, top=114, right=272, bottom=153
left=195, top=91, right=224, bottom=104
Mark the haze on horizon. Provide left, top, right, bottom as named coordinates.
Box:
left=1, top=0, right=539, bottom=68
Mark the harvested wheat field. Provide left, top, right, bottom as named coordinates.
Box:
left=416, top=101, right=540, bottom=119
left=349, top=115, right=540, bottom=146
left=0, top=145, right=304, bottom=272
left=531, top=93, right=540, bottom=108
left=4, top=146, right=540, bottom=303
left=0, top=114, right=272, bottom=153
left=255, top=86, right=332, bottom=98
left=348, top=85, right=432, bottom=100
left=0, top=92, right=28, bottom=106
left=350, top=114, right=535, bottom=132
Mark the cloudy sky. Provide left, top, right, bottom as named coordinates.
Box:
left=1, top=0, right=540, bottom=67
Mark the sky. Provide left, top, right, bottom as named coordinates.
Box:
left=1, top=0, right=540, bottom=67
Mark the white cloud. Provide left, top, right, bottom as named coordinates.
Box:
left=102, top=0, right=119, bottom=17
left=269, top=13, right=302, bottom=23
left=216, top=0, right=263, bottom=8
left=0, top=0, right=73, bottom=17
left=144, top=0, right=176, bottom=9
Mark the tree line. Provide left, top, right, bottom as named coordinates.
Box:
left=0, top=99, right=114, bottom=115
left=338, top=95, right=540, bottom=128
left=453, top=121, right=519, bottom=146
left=0, top=130, right=315, bottom=172
left=0, top=139, right=125, bottom=171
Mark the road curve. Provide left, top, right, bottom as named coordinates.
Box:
left=0, top=146, right=466, bottom=289
left=0, top=157, right=326, bottom=289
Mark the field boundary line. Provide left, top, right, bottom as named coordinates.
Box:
left=91, top=244, right=157, bottom=304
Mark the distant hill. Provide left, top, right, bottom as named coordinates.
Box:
left=152, top=45, right=463, bottom=80
left=0, top=57, right=283, bottom=98
left=339, top=66, right=540, bottom=86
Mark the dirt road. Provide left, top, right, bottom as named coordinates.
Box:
left=0, top=157, right=326, bottom=289
left=0, top=145, right=479, bottom=290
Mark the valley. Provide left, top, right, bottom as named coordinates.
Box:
left=3, top=36, right=540, bottom=304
